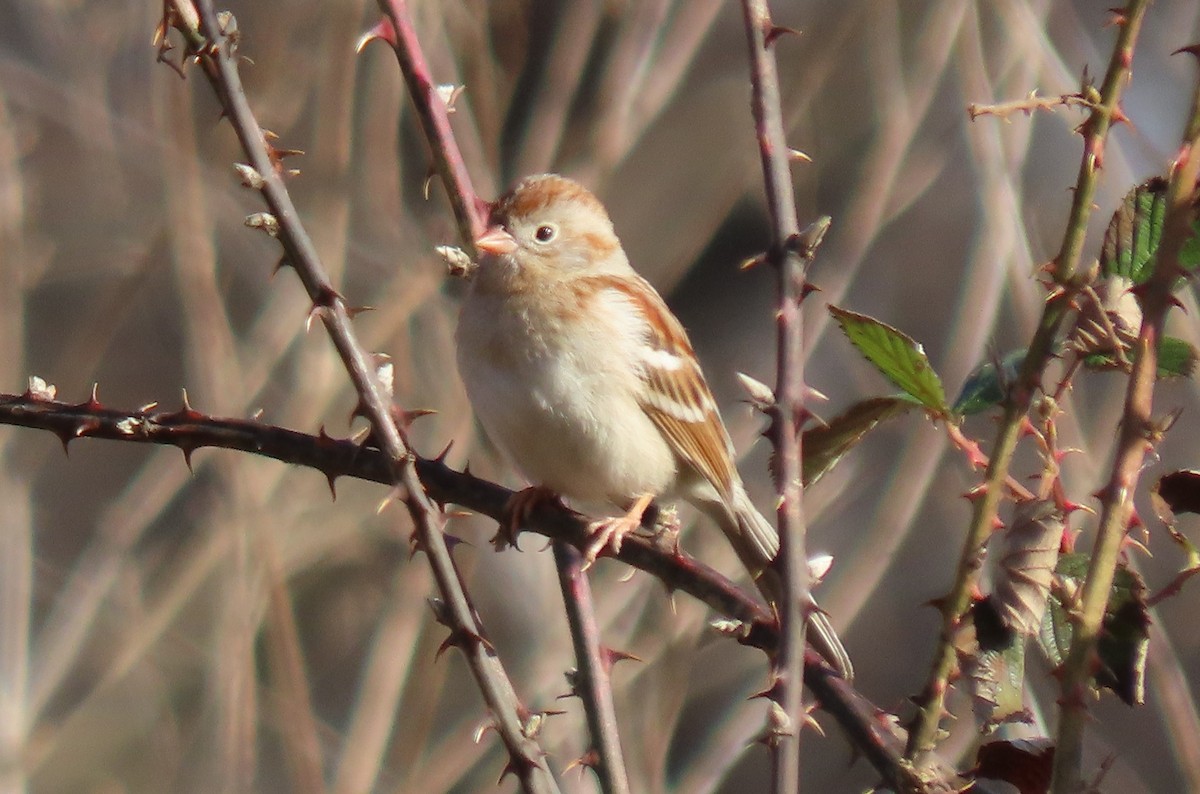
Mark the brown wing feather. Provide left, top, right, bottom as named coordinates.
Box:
left=592, top=274, right=738, bottom=502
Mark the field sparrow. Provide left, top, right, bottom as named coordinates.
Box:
left=455, top=174, right=851, bottom=678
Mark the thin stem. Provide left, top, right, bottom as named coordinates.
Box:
left=375, top=0, right=488, bottom=249
left=740, top=1, right=809, bottom=790
left=1050, top=49, right=1200, bottom=794
left=904, top=0, right=1151, bottom=762
left=552, top=544, right=632, bottom=794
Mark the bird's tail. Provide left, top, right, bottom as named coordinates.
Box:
left=725, top=488, right=855, bottom=680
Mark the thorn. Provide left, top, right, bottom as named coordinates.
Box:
left=472, top=719, right=497, bottom=744
left=787, top=148, right=812, bottom=163
left=272, top=256, right=291, bottom=276
left=739, top=252, right=768, bottom=271
left=600, top=647, right=643, bottom=674
left=305, top=304, right=325, bottom=333
left=376, top=487, right=399, bottom=515
left=326, top=473, right=338, bottom=500
left=1172, top=43, right=1200, bottom=60
left=962, top=483, right=989, bottom=501
left=565, top=750, right=600, bottom=775
left=764, top=24, right=802, bottom=48
left=736, top=371, right=776, bottom=409
left=355, top=17, right=398, bottom=52
left=423, top=166, right=436, bottom=200
left=751, top=676, right=786, bottom=703
left=434, top=440, right=454, bottom=463
left=346, top=304, right=375, bottom=319
left=181, top=445, right=195, bottom=471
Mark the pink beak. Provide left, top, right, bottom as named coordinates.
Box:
left=475, top=225, right=517, bottom=255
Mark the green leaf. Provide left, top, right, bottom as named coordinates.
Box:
left=828, top=306, right=948, bottom=414
left=802, top=397, right=915, bottom=486
left=1101, top=177, right=1168, bottom=284
left=1081, top=336, right=1197, bottom=379
left=1038, top=554, right=1148, bottom=705
left=953, top=349, right=1027, bottom=416
left=1181, top=219, right=1200, bottom=271
left=1101, top=178, right=1200, bottom=285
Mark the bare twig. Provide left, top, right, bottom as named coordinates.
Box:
left=905, top=1, right=1151, bottom=763
left=740, top=1, right=811, bottom=790
left=553, top=544, right=632, bottom=794
left=1050, top=47, right=1200, bottom=794
left=967, top=90, right=1098, bottom=121
left=166, top=4, right=560, bottom=791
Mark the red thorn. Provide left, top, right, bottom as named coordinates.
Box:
left=992, top=516, right=1005, bottom=531
left=764, top=25, right=802, bottom=48
left=1172, top=43, right=1200, bottom=59
left=962, top=483, right=989, bottom=501
left=181, top=445, right=195, bottom=472
left=434, top=440, right=454, bottom=464
left=325, top=473, right=338, bottom=500
left=600, top=647, right=643, bottom=673
left=443, top=533, right=470, bottom=551
left=346, top=304, right=375, bottom=319
left=751, top=676, right=786, bottom=703
left=1105, top=8, right=1129, bottom=27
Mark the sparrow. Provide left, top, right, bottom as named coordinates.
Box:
left=455, top=173, right=852, bottom=678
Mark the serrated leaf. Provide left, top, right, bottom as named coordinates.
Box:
left=1081, top=336, right=1196, bottom=378
left=966, top=638, right=1030, bottom=730
left=802, top=397, right=915, bottom=486
left=1101, top=178, right=1200, bottom=285
left=1101, top=177, right=1168, bottom=284
left=953, top=349, right=1027, bottom=416
left=1038, top=554, right=1148, bottom=705
left=828, top=306, right=948, bottom=414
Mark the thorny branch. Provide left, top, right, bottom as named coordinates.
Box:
left=0, top=387, right=949, bottom=792
left=162, top=3, right=559, bottom=791
left=905, top=0, right=1152, bottom=763
left=739, top=2, right=813, bottom=791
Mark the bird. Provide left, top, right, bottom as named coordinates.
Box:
left=454, top=173, right=852, bottom=678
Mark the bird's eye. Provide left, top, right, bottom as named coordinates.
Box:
left=534, top=224, right=558, bottom=243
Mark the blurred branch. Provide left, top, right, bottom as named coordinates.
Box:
left=1051, top=48, right=1200, bottom=794
left=905, top=0, right=1151, bottom=763
left=161, top=3, right=559, bottom=792
left=739, top=2, right=812, bottom=790
left=553, top=543, right=631, bottom=794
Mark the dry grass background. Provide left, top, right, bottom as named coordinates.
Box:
left=2, top=1, right=1200, bottom=792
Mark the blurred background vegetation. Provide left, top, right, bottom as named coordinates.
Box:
left=1, top=1, right=1200, bottom=792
